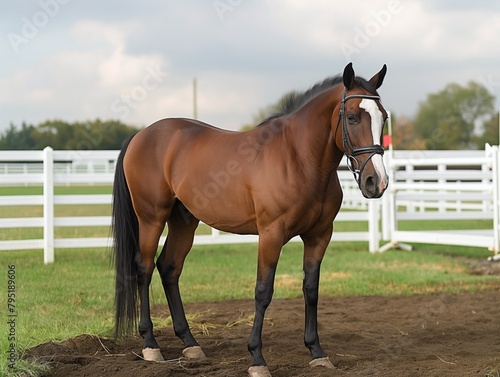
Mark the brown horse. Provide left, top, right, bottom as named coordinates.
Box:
left=113, top=63, right=388, bottom=377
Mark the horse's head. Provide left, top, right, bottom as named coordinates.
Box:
left=334, top=63, right=389, bottom=199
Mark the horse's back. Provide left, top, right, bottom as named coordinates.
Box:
left=125, top=117, right=232, bottom=172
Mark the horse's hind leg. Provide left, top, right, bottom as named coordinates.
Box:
left=137, top=218, right=166, bottom=361
left=156, top=201, right=205, bottom=359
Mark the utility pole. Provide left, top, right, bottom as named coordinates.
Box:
left=193, top=78, right=198, bottom=120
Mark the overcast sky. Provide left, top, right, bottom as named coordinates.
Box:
left=1, top=0, right=500, bottom=133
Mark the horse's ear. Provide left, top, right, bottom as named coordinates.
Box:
left=368, top=64, right=387, bottom=89
left=343, top=62, right=355, bottom=90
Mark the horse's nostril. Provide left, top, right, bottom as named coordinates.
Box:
left=365, top=176, right=376, bottom=192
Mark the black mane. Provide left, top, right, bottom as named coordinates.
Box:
left=258, top=75, right=378, bottom=126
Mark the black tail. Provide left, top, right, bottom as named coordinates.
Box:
left=112, top=134, right=139, bottom=338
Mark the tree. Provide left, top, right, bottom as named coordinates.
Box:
left=413, top=81, right=496, bottom=149
left=240, top=106, right=275, bottom=131
left=391, top=115, right=426, bottom=150
left=0, top=119, right=139, bottom=150
left=32, top=119, right=74, bottom=149
left=0, top=122, right=36, bottom=149
left=474, top=111, right=500, bottom=148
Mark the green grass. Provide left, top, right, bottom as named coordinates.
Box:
left=0, top=185, right=112, bottom=196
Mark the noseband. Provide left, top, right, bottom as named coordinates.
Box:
left=337, top=88, right=385, bottom=185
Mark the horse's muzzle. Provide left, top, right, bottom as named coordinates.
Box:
left=360, top=173, right=389, bottom=199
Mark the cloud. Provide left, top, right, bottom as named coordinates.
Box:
left=70, top=20, right=168, bottom=90
left=1, top=18, right=173, bottom=126
left=0, top=0, right=499, bottom=133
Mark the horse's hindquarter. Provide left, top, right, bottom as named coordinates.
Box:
left=123, top=119, right=255, bottom=232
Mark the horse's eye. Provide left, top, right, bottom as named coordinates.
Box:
left=347, top=114, right=357, bottom=124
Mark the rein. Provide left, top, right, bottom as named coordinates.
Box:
left=337, top=88, right=385, bottom=185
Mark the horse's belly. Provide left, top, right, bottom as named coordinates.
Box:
left=206, top=219, right=258, bottom=235
left=194, top=207, right=258, bottom=235
left=179, top=190, right=258, bottom=235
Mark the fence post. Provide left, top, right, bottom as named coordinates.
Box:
left=368, top=199, right=380, bottom=253
left=492, top=145, right=499, bottom=254
left=378, top=154, right=400, bottom=253
left=381, top=150, right=392, bottom=241
left=437, top=163, right=446, bottom=213
left=211, top=227, right=220, bottom=238
left=43, top=146, right=54, bottom=264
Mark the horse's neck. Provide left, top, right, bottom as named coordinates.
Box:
left=291, top=88, right=344, bottom=172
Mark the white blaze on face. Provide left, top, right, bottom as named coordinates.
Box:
left=359, top=98, right=388, bottom=185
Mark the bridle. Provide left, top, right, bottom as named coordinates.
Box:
left=336, top=87, right=385, bottom=185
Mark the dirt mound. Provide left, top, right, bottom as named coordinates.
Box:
left=27, top=290, right=500, bottom=376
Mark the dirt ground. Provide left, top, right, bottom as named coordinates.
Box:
left=27, top=288, right=500, bottom=377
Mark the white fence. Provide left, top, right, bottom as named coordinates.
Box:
left=0, top=147, right=380, bottom=263
left=2, top=147, right=499, bottom=263
left=381, top=146, right=500, bottom=256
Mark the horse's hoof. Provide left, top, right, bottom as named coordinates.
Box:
left=142, top=347, right=164, bottom=361
left=248, top=365, right=272, bottom=377
left=309, top=356, right=335, bottom=369
left=182, top=346, right=206, bottom=359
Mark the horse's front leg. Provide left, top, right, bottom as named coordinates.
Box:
left=302, top=229, right=335, bottom=370
left=247, top=234, right=283, bottom=377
